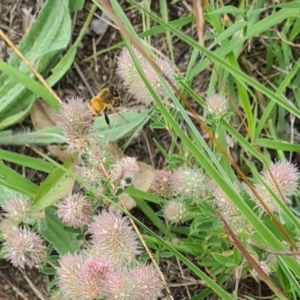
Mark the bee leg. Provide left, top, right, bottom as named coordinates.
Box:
left=115, top=98, right=121, bottom=107
left=104, top=107, right=110, bottom=127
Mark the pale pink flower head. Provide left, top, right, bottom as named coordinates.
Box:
left=2, top=195, right=32, bottom=225
left=89, top=210, right=140, bottom=265
left=78, top=258, right=111, bottom=299
left=57, top=193, right=93, bottom=228
left=103, top=268, right=136, bottom=300
left=163, top=199, right=187, bottom=224
left=3, top=228, right=46, bottom=269
left=117, top=46, right=176, bottom=106
left=207, top=93, right=229, bottom=118
left=84, top=137, right=108, bottom=167
left=57, top=96, right=93, bottom=152
left=213, top=182, right=241, bottom=216
left=150, top=170, right=173, bottom=198
left=57, top=253, right=83, bottom=299
left=225, top=214, right=250, bottom=235
left=253, top=161, right=300, bottom=214
left=110, top=156, right=139, bottom=187
left=250, top=256, right=272, bottom=280
left=130, top=264, right=163, bottom=300
left=253, top=184, right=280, bottom=213
left=0, top=219, right=18, bottom=238
left=171, top=166, right=207, bottom=200
left=262, top=161, right=300, bottom=198
left=50, top=293, right=63, bottom=300
left=213, top=183, right=250, bottom=234
left=76, top=165, right=103, bottom=185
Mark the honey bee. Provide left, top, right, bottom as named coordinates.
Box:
left=87, top=85, right=121, bottom=127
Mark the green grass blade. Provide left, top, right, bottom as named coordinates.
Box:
left=0, top=162, right=38, bottom=197
left=0, top=149, right=52, bottom=173
left=0, top=62, right=58, bottom=110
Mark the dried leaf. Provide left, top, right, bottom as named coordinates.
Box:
left=112, top=162, right=156, bottom=212
left=30, top=99, right=71, bottom=162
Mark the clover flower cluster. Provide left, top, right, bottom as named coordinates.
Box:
left=57, top=210, right=163, bottom=300
left=1, top=196, right=161, bottom=298
left=151, top=167, right=208, bottom=200
left=110, top=156, right=139, bottom=188
left=250, top=256, right=273, bottom=280
left=57, top=96, right=94, bottom=153
left=117, top=46, right=176, bottom=106
left=151, top=166, right=250, bottom=234
left=0, top=195, right=46, bottom=269
left=149, top=166, right=209, bottom=224
left=55, top=94, right=154, bottom=299
left=56, top=97, right=139, bottom=194
left=212, top=182, right=251, bottom=234
left=56, top=193, right=93, bottom=228
left=206, top=93, right=229, bottom=118
left=253, top=161, right=300, bottom=214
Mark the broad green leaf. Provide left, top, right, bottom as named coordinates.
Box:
left=0, top=127, right=65, bottom=146
left=93, top=109, right=151, bottom=142
left=69, top=0, right=84, bottom=12
left=40, top=268, right=56, bottom=275
left=0, top=100, right=35, bottom=130
left=0, top=0, right=71, bottom=129
left=46, top=3, right=98, bottom=86
left=33, top=157, right=75, bottom=214
left=0, top=184, right=26, bottom=206
left=47, top=46, right=77, bottom=86
left=211, top=253, right=235, bottom=267
left=38, top=206, right=82, bottom=254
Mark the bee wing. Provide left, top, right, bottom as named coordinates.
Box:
left=108, top=105, right=128, bottom=124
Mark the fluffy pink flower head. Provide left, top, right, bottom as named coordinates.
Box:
left=84, top=137, right=108, bottom=167
left=57, top=96, right=94, bottom=152
left=104, top=268, right=136, bottom=300
left=4, top=228, right=46, bottom=269
left=117, top=46, right=176, bottom=106
left=76, top=165, right=103, bottom=186
left=130, top=264, right=163, bottom=300
left=213, top=183, right=241, bottom=216
left=207, top=93, right=229, bottom=118
left=2, top=195, right=32, bottom=225
left=0, top=219, right=18, bottom=238
left=150, top=170, right=173, bottom=198
left=89, top=210, right=140, bottom=265
left=57, top=193, right=93, bottom=228
left=163, top=199, right=187, bottom=224
left=78, top=258, right=111, bottom=299
left=250, top=257, right=272, bottom=280
left=253, top=184, right=279, bottom=213
left=253, top=161, right=300, bottom=214
left=57, top=253, right=83, bottom=299
left=213, top=183, right=250, bottom=234
left=262, top=161, right=299, bottom=198
left=110, top=156, right=139, bottom=187
left=171, top=166, right=207, bottom=200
